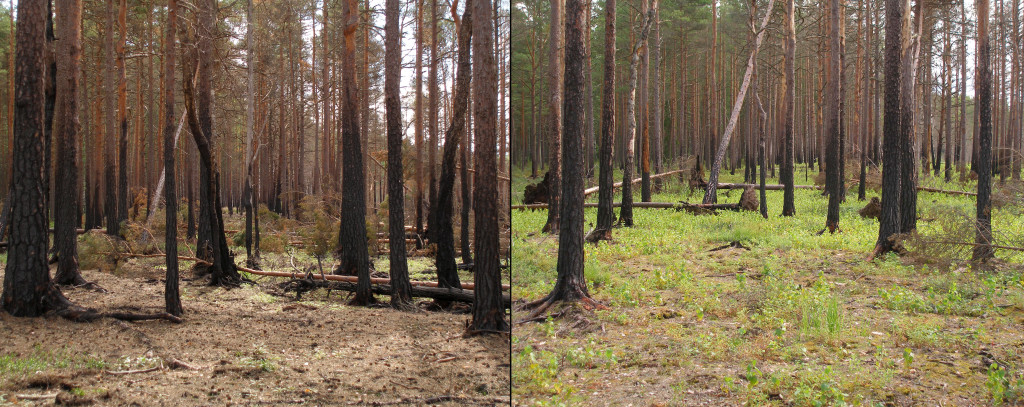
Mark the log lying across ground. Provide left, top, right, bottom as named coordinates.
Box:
left=582, top=169, right=687, bottom=197
left=282, top=279, right=512, bottom=309
left=237, top=266, right=512, bottom=291
left=514, top=202, right=745, bottom=211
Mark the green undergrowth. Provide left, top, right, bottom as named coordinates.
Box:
left=512, top=163, right=1024, bottom=406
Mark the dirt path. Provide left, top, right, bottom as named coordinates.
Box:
left=0, top=268, right=510, bottom=406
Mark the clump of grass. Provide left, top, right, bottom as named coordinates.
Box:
left=0, top=346, right=107, bottom=379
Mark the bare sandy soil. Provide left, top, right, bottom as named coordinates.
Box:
left=0, top=266, right=510, bottom=406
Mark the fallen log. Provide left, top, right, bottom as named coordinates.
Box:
left=282, top=279, right=511, bottom=308
left=712, top=183, right=822, bottom=191
left=916, top=186, right=976, bottom=196
left=583, top=169, right=687, bottom=197
left=236, top=266, right=511, bottom=291
left=515, top=202, right=742, bottom=210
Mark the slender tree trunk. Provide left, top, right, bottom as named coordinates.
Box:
left=701, top=0, right=776, bottom=205
left=335, top=0, right=374, bottom=305
left=974, top=0, right=994, bottom=261
left=619, top=2, right=657, bottom=228
left=825, top=0, right=843, bottom=233
left=469, top=0, right=508, bottom=333
left=116, top=0, right=128, bottom=228
left=162, top=0, right=182, bottom=316
left=542, top=0, right=564, bottom=233
left=425, top=0, right=440, bottom=242
left=53, top=0, right=85, bottom=286
left=434, top=4, right=472, bottom=293
left=875, top=0, right=905, bottom=256
left=104, top=0, right=118, bottom=237
left=384, top=0, right=413, bottom=308
left=244, top=0, right=258, bottom=269
left=589, top=0, right=616, bottom=240
left=781, top=0, right=796, bottom=215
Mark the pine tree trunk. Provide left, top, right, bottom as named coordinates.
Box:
left=53, top=0, right=85, bottom=286
left=469, top=0, right=509, bottom=333
left=974, top=0, right=994, bottom=261
left=335, top=0, right=374, bottom=305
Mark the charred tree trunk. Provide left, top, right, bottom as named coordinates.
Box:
left=53, top=0, right=86, bottom=286
left=469, top=0, right=509, bottom=333
left=1, top=0, right=73, bottom=316
left=435, top=4, right=472, bottom=292
left=974, top=0, right=994, bottom=261
left=334, top=0, right=374, bottom=306
left=542, top=0, right=563, bottom=234
left=588, top=0, right=616, bottom=241
left=163, top=0, right=182, bottom=317
left=825, top=0, right=843, bottom=233
left=875, top=0, right=905, bottom=256
left=384, top=0, right=413, bottom=308
left=619, top=4, right=656, bottom=228
left=104, top=0, right=118, bottom=237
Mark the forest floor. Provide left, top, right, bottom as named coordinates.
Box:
left=511, top=165, right=1024, bottom=406
left=0, top=215, right=511, bottom=406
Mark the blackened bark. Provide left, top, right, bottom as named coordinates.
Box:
left=2, top=0, right=72, bottom=316
left=469, top=0, right=509, bottom=333
left=163, top=0, right=182, bottom=316
left=44, top=1, right=54, bottom=225
left=590, top=0, right=616, bottom=238
left=781, top=0, right=796, bottom=216
left=460, top=122, right=472, bottom=265
left=104, top=0, right=118, bottom=237
left=117, top=0, right=128, bottom=228
left=335, top=0, right=374, bottom=306
left=620, top=4, right=657, bottom=228
left=973, top=0, right=994, bottom=261
left=825, top=0, right=842, bottom=233
left=542, top=0, right=563, bottom=234
left=384, top=0, right=413, bottom=308
left=54, top=0, right=86, bottom=286
left=184, top=0, right=240, bottom=286
left=875, top=0, right=904, bottom=255
left=435, top=5, right=472, bottom=291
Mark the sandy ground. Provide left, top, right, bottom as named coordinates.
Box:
left=0, top=266, right=511, bottom=406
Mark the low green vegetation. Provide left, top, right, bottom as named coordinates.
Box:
left=512, top=164, right=1024, bottom=405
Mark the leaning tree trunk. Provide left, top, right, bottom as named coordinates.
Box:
left=183, top=0, right=241, bottom=286
left=434, top=4, right=472, bottom=292
left=701, top=0, right=776, bottom=205
left=384, top=0, right=413, bottom=308
left=974, top=0, right=994, bottom=261
left=53, top=0, right=86, bottom=286
left=162, top=0, right=182, bottom=317
left=335, top=0, right=374, bottom=306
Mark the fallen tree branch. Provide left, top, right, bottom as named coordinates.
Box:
left=582, top=169, right=686, bottom=197
left=281, top=279, right=511, bottom=308
left=105, top=366, right=161, bottom=375
left=237, top=266, right=511, bottom=291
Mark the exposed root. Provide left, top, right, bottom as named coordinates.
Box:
left=518, top=292, right=606, bottom=324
